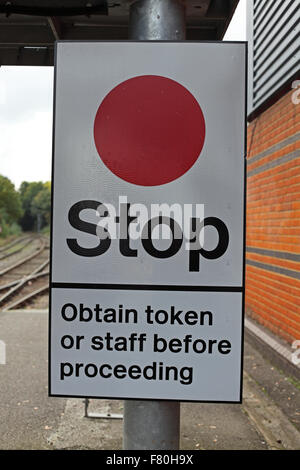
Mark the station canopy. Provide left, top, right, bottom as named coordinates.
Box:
left=0, top=0, right=239, bottom=66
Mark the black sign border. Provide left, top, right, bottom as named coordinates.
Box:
left=49, top=40, right=248, bottom=404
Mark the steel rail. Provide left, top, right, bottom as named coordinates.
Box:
left=5, top=284, right=49, bottom=311
left=0, top=237, right=46, bottom=277
left=0, top=267, right=49, bottom=292
left=0, top=235, right=31, bottom=253
left=0, top=237, right=36, bottom=260
left=0, top=256, right=49, bottom=305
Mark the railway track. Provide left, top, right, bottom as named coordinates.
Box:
left=0, top=235, right=28, bottom=252
left=0, top=235, right=50, bottom=310
left=0, top=235, right=35, bottom=260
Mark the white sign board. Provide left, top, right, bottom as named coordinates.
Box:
left=50, top=41, right=246, bottom=402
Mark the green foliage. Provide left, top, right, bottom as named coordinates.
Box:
left=1, top=221, right=22, bottom=238
left=0, top=175, right=23, bottom=222
left=41, top=225, right=50, bottom=235
left=19, top=181, right=51, bottom=231
left=0, top=176, right=52, bottom=235
left=0, top=175, right=23, bottom=237
left=31, top=184, right=51, bottom=226
left=19, top=181, right=44, bottom=212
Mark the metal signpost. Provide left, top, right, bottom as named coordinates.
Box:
left=49, top=0, right=246, bottom=450
left=125, top=0, right=185, bottom=450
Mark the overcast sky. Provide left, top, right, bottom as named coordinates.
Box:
left=0, top=0, right=247, bottom=190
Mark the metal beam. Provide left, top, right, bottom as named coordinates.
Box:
left=47, top=16, right=62, bottom=40
left=0, top=46, right=53, bottom=66
left=0, top=0, right=240, bottom=66
left=0, top=2, right=108, bottom=17
left=0, top=24, right=54, bottom=45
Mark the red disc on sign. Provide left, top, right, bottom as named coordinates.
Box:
left=93, top=75, right=205, bottom=186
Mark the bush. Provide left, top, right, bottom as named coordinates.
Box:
left=0, top=220, right=22, bottom=239
left=41, top=225, right=50, bottom=235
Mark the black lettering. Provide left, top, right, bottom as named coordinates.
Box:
left=201, top=311, right=213, bottom=326
left=91, top=336, right=103, bottom=351
left=165, top=366, right=178, bottom=382
left=104, top=332, right=114, bottom=351
left=193, top=339, right=206, bottom=353
left=94, top=304, right=103, bottom=321
left=61, top=335, right=74, bottom=349
left=67, top=200, right=111, bottom=257
left=113, top=364, right=127, bottom=379
left=79, top=303, right=92, bottom=322
left=85, top=363, right=98, bottom=378
left=185, top=311, right=198, bottom=325
left=208, top=339, right=217, bottom=353
left=99, top=364, right=112, bottom=378
left=60, top=335, right=84, bottom=349
left=75, top=336, right=84, bottom=349
left=155, top=309, right=168, bottom=324
left=128, top=365, right=142, bottom=379
left=169, top=338, right=182, bottom=352
left=180, top=367, right=193, bottom=385
left=153, top=334, right=167, bottom=352
left=170, top=306, right=183, bottom=325
left=75, top=363, right=84, bottom=376
left=218, top=340, right=231, bottom=354
left=119, top=203, right=138, bottom=257
left=189, top=216, right=229, bottom=271
left=103, top=308, right=116, bottom=323
left=143, top=362, right=157, bottom=380
left=125, top=308, right=138, bottom=324
left=61, top=303, right=77, bottom=321
left=183, top=335, right=193, bottom=352
left=60, top=362, right=73, bottom=380
left=145, top=305, right=154, bottom=323
left=114, top=336, right=128, bottom=351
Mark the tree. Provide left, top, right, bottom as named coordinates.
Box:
left=0, top=175, right=23, bottom=222
left=31, top=183, right=51, bottom=229
left=0, top=174, right=23, bottom=236
left=19, top=181, right=44, bottom=231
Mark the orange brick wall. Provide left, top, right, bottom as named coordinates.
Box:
left=246, top=88, right=300, bottom=345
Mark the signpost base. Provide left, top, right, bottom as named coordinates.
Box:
left=123, top=400, right=180, bottom=450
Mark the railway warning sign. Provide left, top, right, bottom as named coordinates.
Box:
left=50, top=41, right=247, bottom=402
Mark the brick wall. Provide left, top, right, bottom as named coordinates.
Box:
left=246, top=88, right=300, bottom=345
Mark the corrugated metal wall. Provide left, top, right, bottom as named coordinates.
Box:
left=246, top=0, right=300, bottom=345
left=247, top=0, right=299, bottom=118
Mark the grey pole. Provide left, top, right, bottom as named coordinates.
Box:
left=129, top=0, right=186, bottom=41
left=123, top=400, right=180, bottom=450
left=123, top=0, right=185, bottom=451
